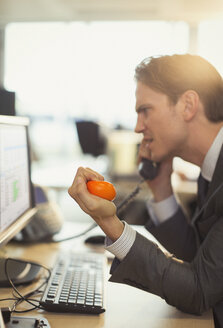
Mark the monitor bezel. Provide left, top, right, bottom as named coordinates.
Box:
left=0, top=115, right=37, bottom=248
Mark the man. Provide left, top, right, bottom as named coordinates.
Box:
left=68, top=54, right=223, bottom=328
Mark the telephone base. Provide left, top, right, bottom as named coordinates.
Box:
left=6, top=316, right=50, bottom=328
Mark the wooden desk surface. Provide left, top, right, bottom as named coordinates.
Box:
left=1, top=225, right=214, bottom=328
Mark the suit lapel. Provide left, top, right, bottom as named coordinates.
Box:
left=206, top=144, right=223, bottom=199
left=192, top=144, right=223, bottom=226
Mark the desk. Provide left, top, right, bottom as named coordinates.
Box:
left=1, top=224, right=214, bottom=328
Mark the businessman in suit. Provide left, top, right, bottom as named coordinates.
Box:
left=68, top=54, right=223, bottom=328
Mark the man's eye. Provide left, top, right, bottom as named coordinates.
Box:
left=143, top=108, right=151, bottom=116
left=137, top=106, right=152, bottom=117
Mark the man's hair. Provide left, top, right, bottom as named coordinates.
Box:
left=135, top=54, right=223, bottom=122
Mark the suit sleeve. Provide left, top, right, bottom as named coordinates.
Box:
left=109, top=216, right=223, bottom=315
left=145, top=207, right=198, bottom=262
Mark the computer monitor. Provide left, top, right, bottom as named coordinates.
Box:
left=0, top=115, right=38, bottom=287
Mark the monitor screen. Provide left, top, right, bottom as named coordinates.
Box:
left=0, top=115, right=36, bottom=248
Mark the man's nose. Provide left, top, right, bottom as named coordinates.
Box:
left=135, top=115, right=144, bottom=133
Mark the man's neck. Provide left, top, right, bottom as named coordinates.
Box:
left=180, top=122, right=223, bottom=167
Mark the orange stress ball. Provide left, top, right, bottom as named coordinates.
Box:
left=87, top=180, right=116, bottom=201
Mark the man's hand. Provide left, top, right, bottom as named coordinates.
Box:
left=68, top=167, right=124, bottom=241
left=146, top=159, right=174, bottom=201
left=138, top=139, right=174, bottom=202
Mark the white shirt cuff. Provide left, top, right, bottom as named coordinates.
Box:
left=105, top=222, right=136, bottom=261
left=146, top=194, right=178, bottom=226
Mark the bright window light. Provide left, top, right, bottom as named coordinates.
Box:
left=5, top=21, right=189, bottom=129
left=198, top=20, right=223, bottom=76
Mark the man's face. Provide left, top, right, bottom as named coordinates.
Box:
left=135, top=81, right=187, bottom=162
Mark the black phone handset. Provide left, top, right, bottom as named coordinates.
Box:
left=138, top=158, right=160, bottom=180
left=116, top=158, right=160, bottom=214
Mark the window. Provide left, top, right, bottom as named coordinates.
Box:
left=198, top=19, right=223, bottom=75
left=5, top=21, right=189, bottom=129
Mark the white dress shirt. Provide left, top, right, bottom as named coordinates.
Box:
left=105, top=127, right=223, bottom=261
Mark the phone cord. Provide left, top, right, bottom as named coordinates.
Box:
left=116, top=179, right=145, bottom=215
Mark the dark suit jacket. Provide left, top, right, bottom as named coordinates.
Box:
left=109, top=146, right=223, bottom=328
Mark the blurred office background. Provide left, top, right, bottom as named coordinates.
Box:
left=0, top=0, right=222, bottom=223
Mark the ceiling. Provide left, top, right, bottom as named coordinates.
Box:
left=0, top=0, right=223, bottom=25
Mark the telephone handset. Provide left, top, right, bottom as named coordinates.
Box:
left=138, top=158, right=160, bottom=180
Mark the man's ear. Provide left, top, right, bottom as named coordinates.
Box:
left=180, top=90, right=199, bottom=121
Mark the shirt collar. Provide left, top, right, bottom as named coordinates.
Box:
left=201, top=127, right=223, bottom=182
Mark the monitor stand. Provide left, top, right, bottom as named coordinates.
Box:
left=0, top=256, right=41, bottom=287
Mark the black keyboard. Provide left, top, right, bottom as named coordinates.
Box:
left=40, top=251, right=106, bottom=314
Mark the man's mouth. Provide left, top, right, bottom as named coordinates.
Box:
left=145, top=138, right=154, bottom=147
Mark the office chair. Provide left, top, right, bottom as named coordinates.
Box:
left=0, top=88, right=16, bottom=116
left=75, top=120, right=107, bottom=157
